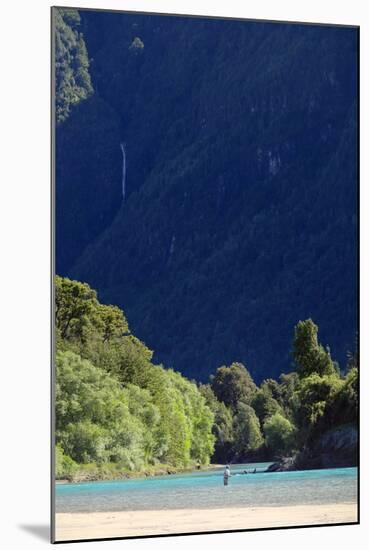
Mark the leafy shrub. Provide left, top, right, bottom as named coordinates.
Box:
left=264, top=413, right=296, bottom=457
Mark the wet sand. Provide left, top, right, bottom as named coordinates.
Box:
left=55, top=502, right=357, bottom=541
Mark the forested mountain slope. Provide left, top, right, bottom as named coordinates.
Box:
left=55, top=9, right=358, bottom=381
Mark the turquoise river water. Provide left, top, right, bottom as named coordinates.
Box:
left=55, top=463, right=357, bottom=513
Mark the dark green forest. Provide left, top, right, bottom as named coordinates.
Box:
left=55, top=277, right=357, bottom=480
left=54, top=8, right=358, bottom=383
left=54, top=8, right=93, bottom=123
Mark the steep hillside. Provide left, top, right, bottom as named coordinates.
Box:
left=55, top=9, right=358, bottom=381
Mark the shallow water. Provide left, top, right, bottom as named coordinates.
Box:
left=55, top=463, right=358, bottom=513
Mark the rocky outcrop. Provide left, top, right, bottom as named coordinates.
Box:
left=266, top=424, right=358, bottom=472
left=266, top=456, right=297, bottom=472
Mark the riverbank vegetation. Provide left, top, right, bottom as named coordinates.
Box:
left=55, top=276, right=358, bottom=480
left=55, top=276, right=215, bottom=480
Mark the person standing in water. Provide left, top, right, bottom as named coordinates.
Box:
left=223, top=465, right=231, bottom=486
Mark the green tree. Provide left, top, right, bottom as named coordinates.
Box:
left=211, top=362, right=257, bottom=410
left=264, top=413, right=296, bottom=456
left=199, top=384, right=234, bottom=461
left=55, top=275, right=98, bottom=340
left=233, top=403, right=263, bottom=456
left=293, top=319, right=337, bottom=378
left=263, top=378, right=284, bottom=403
left=152, top=369, right=215, bottom=466
left=54, top=7, right=93, bottom=123
left=129, top=37, right=145, bottom=51
left=251, top=381, right=283, bottom=427
left=55, top=275, right=153, bottom=379
left=278, top=372, right=301, bottom=421
left=296, top=373, right=343, bottom=430
left=321, top=367, right=358, bottom=428
left=55, top=444, right=78, bottom=479
left=55, top=350, right=149, bottom=467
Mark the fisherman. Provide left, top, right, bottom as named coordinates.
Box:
left=223, top=465, right=231, bottom=486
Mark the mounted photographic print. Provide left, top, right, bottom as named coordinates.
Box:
left=51, top=5, right=359, bottom=543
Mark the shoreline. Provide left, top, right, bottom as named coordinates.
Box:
left=56, top=463, right=224, bottom=484
left=55, top=503, right=357, bottom=541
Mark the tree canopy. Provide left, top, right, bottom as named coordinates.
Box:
left=293, top=319, right=337, bottom=378
left=55, top=276, right=215, bottom=476
left=211, top=362, right=257, bottom=411
left=232, top=403, right=264, bottom=456
left=54, top=8, right=93, bottom=123
left=264, top=413, right=296, bottom=456
left=54, top=276, right=358, bottom=476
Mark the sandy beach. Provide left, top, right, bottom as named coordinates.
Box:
left=55, top=503, right=357, bottom=541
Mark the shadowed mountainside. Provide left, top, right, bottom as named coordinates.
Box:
left=55, top=9, right=358, bottom=382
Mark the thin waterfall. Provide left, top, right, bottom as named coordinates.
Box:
left=120, top=142, right=126, bottom=202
